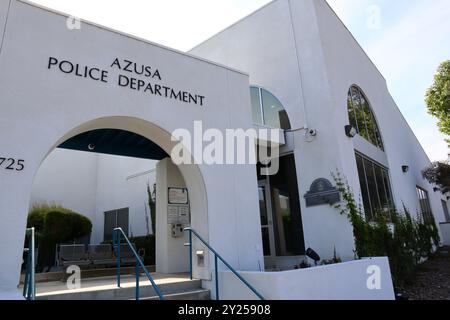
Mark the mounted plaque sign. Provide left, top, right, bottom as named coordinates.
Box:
left=304, top=178, right=341, bottom=207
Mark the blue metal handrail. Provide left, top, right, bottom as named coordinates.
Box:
left=184, top=227, right=264, bottom=300
left=23, top=227, right=36, bottom=301
left=113, top=228, right=164, bottom=300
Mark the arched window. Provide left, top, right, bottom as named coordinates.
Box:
left=347, top=85, right=384, bottom=150
left=250, top=86, right=291, bottom=130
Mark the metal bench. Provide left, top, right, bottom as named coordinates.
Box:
left=118, top=243, right=141, bottom=266
left=88, top=244, right=116, bottom=267
left=58, top=244, right=91, bottom=267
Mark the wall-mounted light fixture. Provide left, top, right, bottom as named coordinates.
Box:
left=345, top=125, right=357, bottom=138
left=88, top=143, right=96, bottom=151
left=402, top=165, right=409, bottom=173
left=305, top=248, right=321, bottom=266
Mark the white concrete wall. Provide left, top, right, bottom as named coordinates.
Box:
left=155, top=158, right=190, bottom=274
left=312, top=0, right=448, bottom=228
left=0, top=1, right=11, bottom=53
left=94, top=153, right=156, bottom=244
left=30, top=148, right=156, bottom=245
left=31, top=149, right=98, bottom=225
left=219, top=257, right=395, bottom=300
left=440, top=223, right=450, bottom=246
left=0, top=0, right=262, bottom=296
left=191, top=0, right=355, bottom=261
left=191, top=0, right=448, bottom=262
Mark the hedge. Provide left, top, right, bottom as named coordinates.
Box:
left=27, top=204, right=92, bottom=272
left=103, top=234, right=155, bottom=266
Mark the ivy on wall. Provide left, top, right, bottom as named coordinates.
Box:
left=147, top=183, right=156, bottom=235
left=332, top=173, right=440, bottom=287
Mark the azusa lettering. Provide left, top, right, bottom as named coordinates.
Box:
left=110, top=58, right=161, bottom=80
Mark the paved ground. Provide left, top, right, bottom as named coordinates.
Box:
left=23, top=273, right=190, bottom=297
left=402, top=247, right=450, bottom=300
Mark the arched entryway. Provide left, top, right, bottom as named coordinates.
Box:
left=33, top=116, right=209, bottom=274
left=0, top=1, right=264, bottom=299
left=0, top=116, right=212, bottom=298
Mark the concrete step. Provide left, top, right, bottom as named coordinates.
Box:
left=35, top=273, right=209, bottom=300
left=138, top=289, right=211, bottom=300
left=20, top=265, right=156, bottom=284
left=437, top=247, right=449, bottom=256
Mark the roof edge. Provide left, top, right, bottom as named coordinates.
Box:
left=17, top=0, right=249, bottom=77
left=189, top=0, right=278, bottom=53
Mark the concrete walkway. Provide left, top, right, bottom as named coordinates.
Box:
left=33, top=273, right=192, bottom=298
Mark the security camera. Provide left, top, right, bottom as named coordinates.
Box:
left=308, top=129, right=317, bottom=137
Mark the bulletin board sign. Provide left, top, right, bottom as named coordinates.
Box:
left=168, top=187, right=189, bottom=204
left=167, top=204, right=190, bottom=225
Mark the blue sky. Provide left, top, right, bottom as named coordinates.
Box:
left=30, top=0, right=450, bottom=161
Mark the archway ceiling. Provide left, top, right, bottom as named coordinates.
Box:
left=58, top=128, right=169, bottom=160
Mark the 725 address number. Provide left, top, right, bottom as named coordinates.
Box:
left=0, top=157, right=25, bottom=171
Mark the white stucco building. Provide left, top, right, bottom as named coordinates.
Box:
left=0, top=0, right=448, bottom=300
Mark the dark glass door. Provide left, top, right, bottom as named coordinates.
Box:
left=257, top=154, right=305, bottom=257
left=258, top=182, right=276, bottom=257
left=104, top=208, right=129, bottom=241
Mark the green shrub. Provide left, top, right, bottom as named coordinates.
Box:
left=130, top=235, right=155, bottom=266
left=333, top=173, right=440, bottom=288
left=27, top=204, right=92, bottom=271
left=27, top=207, right=47, bottom=231
left=103, top=234, right=156, bottom=266
left=44, top=210, right=92, bottom=242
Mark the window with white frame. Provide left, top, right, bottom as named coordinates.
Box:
left=250, top=86, right=291, bottom=130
